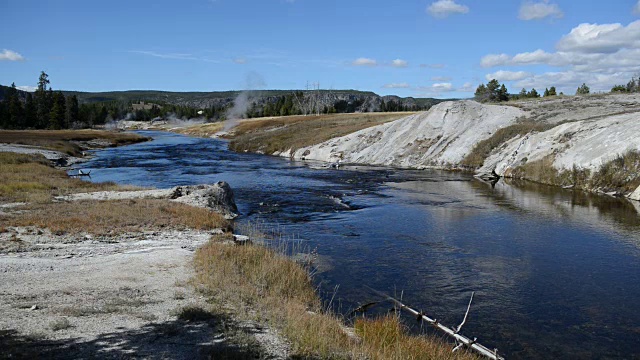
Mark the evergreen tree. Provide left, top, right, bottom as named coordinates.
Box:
left=548, top=86, right=557, bottom=96
left=486, top=79, right=500, bottom=101
left=528, top=88, right=540, bottom=98
left=25, top=93, right=37, bottom=128
left=8, top=83, right=25, bottom=128
left=519, top=88, right=528, bottom=98
left=498, top=84, right=509, bottom=102
left=576, top=83, right=590, bottom=95
left=35, top=71, right=51, bottom=128
left=474, top=84, right=488, bottom=101
left=543, top=88, right=550, bottom=97
left=65, top=95, right=79, bottom=127
left=49, top=91, right=66, bottom=129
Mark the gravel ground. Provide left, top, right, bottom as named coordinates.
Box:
left=0, top=227, right=290, bottom=359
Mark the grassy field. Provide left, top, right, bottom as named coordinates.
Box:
left=227, top=112, right=413, bottom=155
left=194, top=233, right=479, bottom=359
left=0, top=129, right=148, bottom=156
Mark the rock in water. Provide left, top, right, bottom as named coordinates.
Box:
left=170, top=182, right=239, bottom=219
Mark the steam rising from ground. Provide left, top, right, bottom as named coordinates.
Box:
left=224, top=72, right=267, bottom=132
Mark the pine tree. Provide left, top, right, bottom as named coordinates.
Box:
left=576, top=83, right=590, bottom=95
left=498, top=84, right=509, bottom=102
left=49, top=91, right=66, bottom=129
left=543, top=88, right=550, bottom=97
left=548, top=86, right=557, bottom=96
left=65, top=95, right=79, bottom=128
left=25, top=93, right=37, bottom=128
left=35, top=71, right=51, bottom=129
left=7, top=83, right=25, bottom=128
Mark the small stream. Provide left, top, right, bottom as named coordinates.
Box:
left=82, top=131, right=640, bottom=359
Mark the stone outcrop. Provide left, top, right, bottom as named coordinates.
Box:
left=170, top=182, right=239, bottom=219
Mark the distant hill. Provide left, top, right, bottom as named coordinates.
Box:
left=60, top=89, right=452, bottom=113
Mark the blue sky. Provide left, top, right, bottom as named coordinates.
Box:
left=1, top=0, right=640, bottom=98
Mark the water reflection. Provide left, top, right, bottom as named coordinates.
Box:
left=82, top=131, right=640, bottom=359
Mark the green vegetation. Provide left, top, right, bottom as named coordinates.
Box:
left=576, top=83, right=590, bottom=95
left=474, top=79, right=508, bottom=102
left=228, top=112, right=410, bottom=155
left=611, top=76, right=639, bottom=93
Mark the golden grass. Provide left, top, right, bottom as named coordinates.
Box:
left=228, top=112, right=412, bottom=155
left=174, top=122, right=224, bottom=138
left=4, top=199, right=229, bottom=236
left=194, top=235, right=478, bottom=359
left=355, top=315, right=478, bottom=360
left=0, top=129, right=148, bottom=156
left=0, top=152, right=131, bottom=203
left=509, top=151, right=640, bottom=194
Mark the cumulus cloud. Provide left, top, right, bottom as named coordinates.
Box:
left=427, top=0, right=469, bottom=18
left=458, top=82, right=475, bottom=92
left=556, top=21, right=640, bottom=53
left=479, top=20, right=640, bottom=92
left=383, top=83, right=411, bottom=89
left=518, top=1, right=563, bottom=21
left=0, top=49, right=25, bottom=61
left=431, top=76, right=452, bottom=81
left=352, top=57, right=378, bottom=67
left=432, top=82, right=455, bottom=91
left=485, top=70, right=532, bottom=81
left=390, top=59, right=408, bottom=68
left=634, top=1, right=640, bottom=15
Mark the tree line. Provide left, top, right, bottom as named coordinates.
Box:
left=0, top=72, right=229, bottom=129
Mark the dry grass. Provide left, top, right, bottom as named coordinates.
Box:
left=461, top=120, right=557, bottom=169
left=228, top=112, right=412, bottom=155
left=4, top=199, right=229, bottom=236
left=174, top=122, right=224, bottom=138
left=0, top=129, right=148, bottom=156
left=355, top=315, right=478, bottom=360
left=508, top=151, right=640, bottom=194
left=194, top=234, right=478, bottom=359
left=0, top=152, right=126, bottom=203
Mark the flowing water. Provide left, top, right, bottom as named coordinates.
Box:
left=82, top=131, right=640, bottom=359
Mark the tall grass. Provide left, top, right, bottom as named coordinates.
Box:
left=0, top=152, right=124, bottom=203
left=194, top=234, right=479, bottom=359
left=5, top=199, right=229, bottom=236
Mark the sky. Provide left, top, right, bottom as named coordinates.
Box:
left=1, top=0, right=640, bottom=98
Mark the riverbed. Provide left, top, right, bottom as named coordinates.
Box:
left=81, top=131, right=640, bottom=359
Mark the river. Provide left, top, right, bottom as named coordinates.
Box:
left=81, top=131, right=640, bottom=359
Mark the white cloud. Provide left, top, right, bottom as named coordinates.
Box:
left=556, top=21, right=640, bottom=54
left=233, top=58, right=247, bottom=64
left=458, top=82, right=475, bottom=92
left=485, top=70, right=532, bottom=81
left=480, top=53, right=511, bottom=68
left=16, top=85, right=36, bottom=92
left=432, top=82, right=454, bottom=91
left=390, top=59, right=408, bottom=68
left=426, top=0, right=469, bottom=18
left=0, top=49, right=25, bottom=61
left=420, top=63, right=446, bottom=69
left=383, top=83, right=411, bottom=89
left=479, top=20, right=640, bottom=93
left=352, top=57, right=378, bottom=67
left=518, top=1, right=563, bottom=21
left=634, top=1, right=640, bottom=15
left=431, top=76, right=452, bottom=81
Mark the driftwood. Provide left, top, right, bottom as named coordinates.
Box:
left=365, top=287, right=505, bottom=360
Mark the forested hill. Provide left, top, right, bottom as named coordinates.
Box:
left=60, top=89, right=448, bottom=113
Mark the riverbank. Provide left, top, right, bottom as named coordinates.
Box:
left=1, top=132, right=481, bottom=359
left=180, top=94, right=640, bottom=201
